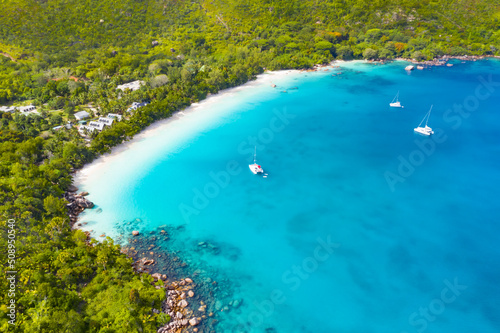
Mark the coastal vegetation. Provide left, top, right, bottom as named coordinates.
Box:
left=1, top=0, right=499, bottom=331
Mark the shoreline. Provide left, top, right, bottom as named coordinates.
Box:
left=68, top=58, right=373, bottom=332
left=70, top=65, right=315, bottom=332
left=73, top=67, right=303, bottom=188
left=123, top=225, right=221, bottom=332
left=385, top=54, right=499, bottom=66
left=74, top=53, right=496, bottom=188
left=68, top=56, right=495, bottom=332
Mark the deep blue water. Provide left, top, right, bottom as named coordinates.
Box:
left=77, top=60, right=500, bottom=332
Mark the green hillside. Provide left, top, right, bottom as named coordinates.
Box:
left=1, top=0, right=499, bottom=61
left=0, top=0, right=499, bottom=332
left=0, top=0, right=498, bottom=103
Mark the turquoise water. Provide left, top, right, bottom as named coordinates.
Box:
left=77, top=60, right=500, bottom=332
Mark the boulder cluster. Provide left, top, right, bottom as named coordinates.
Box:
left=132, top=257, right=156, bottom=273
left=64, top=185, right=211, bottom=332
left=157, top=278, right=209, bottom=333
left=64, top=186, right=94, bottom=225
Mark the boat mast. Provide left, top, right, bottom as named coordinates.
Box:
left=392, top=91, right=399, bottom=103
left=418, top=114, right=425, bottom=127
left=425, top=105, right=433, bottom=127
left=418, top=105, right=433, bottom=127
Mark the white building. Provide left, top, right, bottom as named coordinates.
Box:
left=18, top=105, right=39, bottom=116
left=116, top=80, right=144, bottom=92
left=78, top=125, right=95, bottom=134
left=78, top=116, right=116, bottom=135
left=98, top=117, right=114, bottom=126
left=88, top=121, right=106, bottom=131
left=74, top=110, right=90, bottom=121
left=127, top=101, right=149, bottom=112
left=107, top=113, right=122, bottom=121
left=0, top=106, right=17, bottom=113
left=19, top=105, right=37, bottom=113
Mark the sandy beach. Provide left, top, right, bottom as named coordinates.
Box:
left=73, top=68, right=305, bottom=186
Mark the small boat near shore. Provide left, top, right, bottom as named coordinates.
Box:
left=414, top=105, right=434, bottom=136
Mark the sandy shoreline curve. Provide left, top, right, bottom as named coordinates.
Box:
left=75, top=55, right=477, bottom=195
left=72, top=55, right=500, bottom=187
left=73, top=65, right=328, bottom=186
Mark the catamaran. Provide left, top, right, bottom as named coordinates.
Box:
left=414, top=105, right=434, bottom=136
left=390, top=91, right=403, bottom=108
left=249, top=147, right=264, bottom=174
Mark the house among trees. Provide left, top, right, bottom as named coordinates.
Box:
left=88, top=121, right=105, bottom=131
left=78, top=116, right=115, bottom=135
left=116, top=80, right=144, bottom=92
left=127, top=101, right=149, bottom=112
left=107, top=113, right=122, bottom=121
left=0, top=106, right=17, bottom=113
left=78, top=125, right=94, bottom=134
left=74, top=110, right=90, bottom=121
left=98, top=117, right=114, bottom=126
left=19, top=105, right=38, bottom=114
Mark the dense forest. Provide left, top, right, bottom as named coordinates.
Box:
left=1, top=0, right=499, bottom=104
left=1, top=0, right=499, bottom=331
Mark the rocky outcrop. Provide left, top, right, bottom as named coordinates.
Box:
left=395, top=54, right=492, bottom=68
left=157, top=278, right=207, bottom=333
left=67, top=185, right=78, bottom=192
left=64, top=190, right=94, bottom=226
left=151, top=273, right=163, bottom=281
left=64, top=191, right=213, bottom=332
left=75, top=197, right=94, bottom=208
left=188, top=318, right=199, bottom=326
left=133, top=257, right=155, bottom=271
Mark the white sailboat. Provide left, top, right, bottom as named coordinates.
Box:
left=249, top=147, right=264, bottom=174
left=414, top=105, right=434, bottom=136
left=390, top=91, right=403, bottom=108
